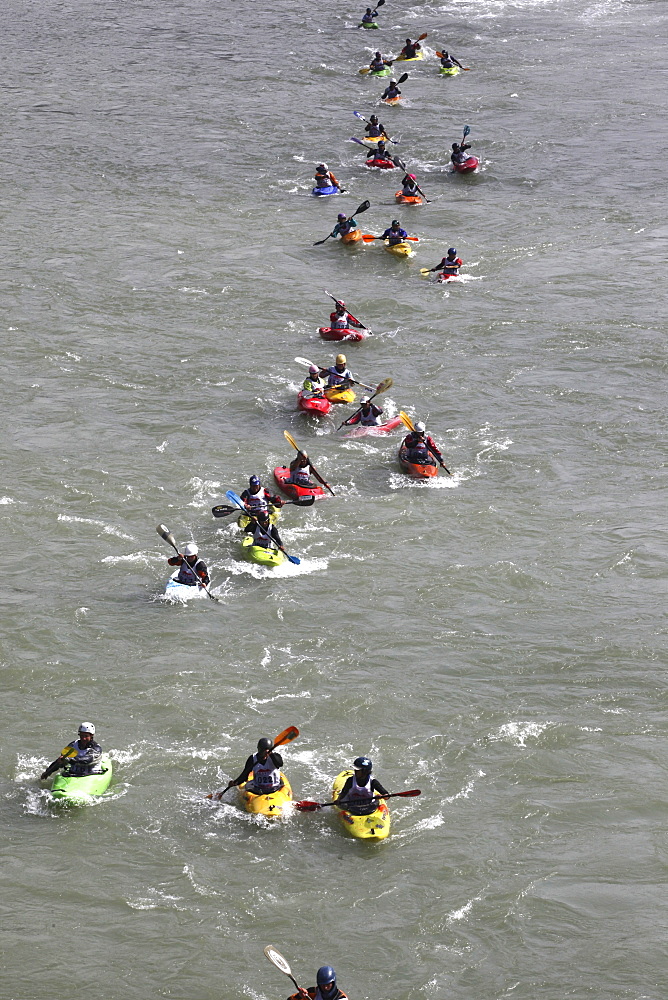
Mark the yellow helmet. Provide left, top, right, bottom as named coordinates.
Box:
left=336, top=353, right=346, bottom=365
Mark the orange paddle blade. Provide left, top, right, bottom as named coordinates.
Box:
left=274, top=725, right=299, bottom=747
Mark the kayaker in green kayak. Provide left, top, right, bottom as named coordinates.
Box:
left=334, top=756, right=389, bottom=815
left=288, top=966, right=348, bottom=1000
left=360, top=6, right=379, bottom=27
left=287, top=450, right=331, bottom=491
left=243, top=509, right=284, bottom=552
left=167, top=542, right=210, bottom=587
left=330, top=213, right=358, bottom=240
left=303, top=365, right=327, bottom=397
left=40, top=722, right=103, bottom=780
left=369, top=51, right=391, bottom=73
left=222, top=737, right=285, bottom=796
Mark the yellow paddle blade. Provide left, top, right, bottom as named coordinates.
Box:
left=60, top=746, right=78, bottom=758
left=358, top=67, right=371, bottom=75
left=419, top=268, right=431, bottom=274
left=399, top=410, right=415, bottom=432
left=283, top=430, right=300, bottom=452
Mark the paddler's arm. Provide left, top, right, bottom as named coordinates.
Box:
left=225, top=754, right=255, bottom=790
left=371, top=778, right=390, bottom=797
left=40, top=755, right=66, bottom=780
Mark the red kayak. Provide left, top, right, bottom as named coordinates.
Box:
left=453, top=156, right=479, bottom=174
left=319, top=326, right=366, bottom=342
left=344, top=415, right=403, bottom=438
left=398, top=444, right=438, bottom=478
left=297, top=389, right=332, bottom=416
left=273, top=466, right=327, bottom=500
left=365, top=158, right=396, bottom=170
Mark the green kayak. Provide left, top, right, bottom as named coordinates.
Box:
left=369, top=67, right=391, bottom=77
left=51, top=756, right=113, bottom=802
left=439, top=65, right=460, bottom=76
left=358, top=21, right=379, bottom=29
left=241, top=535, right=285, bottom=567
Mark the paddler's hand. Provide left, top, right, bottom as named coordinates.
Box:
left=40, top=770, right=49, bottom=780
left=296, top=990, right=310, bottom=999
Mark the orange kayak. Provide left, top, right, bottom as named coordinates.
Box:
left=395, top=191, right=423, bottom=205
left=341, top=229, right=363, bottom=244
left=398, top=444, right=438, bottom=478
left=383, top=95, right=402, bottom=105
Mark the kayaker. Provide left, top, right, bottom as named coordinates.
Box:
left=365, top=139, right=390, bottom=162
left=426, top=247, right=463, bottom=277
left=402, top=421, right=445, bottom=465
left=287, top=966, right=348, bottom=1000
left=439, top=50, right=463, bottom=69
left=329, top=302, right=363, bottom=331
left=364, top=114, right=386, bottom=139
left=347, top=396, right=383, bottom=427
left=382, top=79, right=402, bottom=101
left=334, top=756, right=389, bottom=815
left=369, top=51, right=390, bottom=73
left=40, top=722, right=103, bottom=780
left=400, top=172, right=420, bottom=196
left=361, top=6, right=378, bottom=26
left=302, top=364, right=327, bottom=397
left=223, top=737, right=285, bottom=796
left=243, top=509, right=284, bottom=551
left=167, top=542, right=210, bottom=587
left=287, top=451, right=331, bottom=492
left=330, top=213, right=357, bottom=240
left=400, top=37, right=421, bottom=59
left=450, top=141, right=472, bottom=165
left=240, top=476, right=283, bottom=517
left=314, top=163, right=339, bottom=191
left=321, top=353, right=354, bottom=388
left=381, top=219, right=409, bottom=246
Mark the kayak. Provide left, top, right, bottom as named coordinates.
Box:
left=453, top=155, right=479, bottom=174
left=50, top=756, right=113, bottom=803
left=362, top=134, right=388, bottom=146
left=395, top=191, right=423, bottom=205
left=297, top=389, right=332, bottom=416
left=325, top=385, right=356, bottom=404
left=398, top=443, right=438, bottom=478
left=439, top=65, right=460, bottom=76
left=319, top=326, right=366, bottom=342
left=341, top=229, right=364, bottom=245
left=237, top=507, right=280, bottom=530
left=383, top=96, right=402, bottom=105
left=369, top=67, right=391, bottom=77
left=274, top=465, right=326, bottom=500
left=438, top=272, right=460, bottom=283
left=365, top=157, right=396, bottom=170
left=240, top=772, right=293, bottom=818
left=343, top=415, right=403, bottom=437
left=358, top=21, right=379, bottom=29
left=395, top=50, right=424, bottom=63
left=331, top=770, right=391, bottom=840
left=241, top=534, right=285, bottom=567
left=165, top=572, right=208, bottom=600
left=312, top=185, right=340, bottom=197
left=384, top=240, right=415, bottom=257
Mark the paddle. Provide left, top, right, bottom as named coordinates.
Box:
left=225, top=490, right=301, bottom=564
left=264, top=946, right=302, bottom=994
left=295, top=788, right=422, bottom=812
left=392, top=155, right=431, bottom=203
left=206, top=726, right=300, bottom=800
left=294, top=356, right=376, bottom=393
left=353, top=110, right=399, bottom=144
left=399, top=411, right=451, bottom=475
left=212, top=497, right=315, bottom=518
left=336, top=377, right=393, bottom=430
left=324, top=289, right=367, bottom=330
left=361, top=233, right=419, bottom=243
left=312, top=200, right=371, bottom=247
left=436, top=51, right=470, bottom=70
left=462, top=124, right=471, bottom=141
left=156, top=524, right=220, bottom=602
left=283, top=430, right=335, bottom=496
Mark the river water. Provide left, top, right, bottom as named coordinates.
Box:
left=1, top=0, right=666, bottom=998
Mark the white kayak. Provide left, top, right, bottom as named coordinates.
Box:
left=164, top=571, right=208, bottom=601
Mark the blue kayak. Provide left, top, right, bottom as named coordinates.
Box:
left=312, top=185, right=340, bottom=197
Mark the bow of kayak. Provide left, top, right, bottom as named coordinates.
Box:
left=165, top=572, right=208, bottom=600
left=365, top=157, right=397, bottom=169
left=325, top=385, right=356, bottom=404
left=273, top=466, right=326, bottom=500
left=241, top=535, right=285, bottom=567
left=297, top=389, right=332, bottom=416
left=383, top=95, right=402, bottom=105
left=319, top=326, right=366, bottom=342
left=50, top=757, right=113, bottom=802
left=398, top=444, right=438, bottom=478
left=395, top=51, right=424, bottom=63
left=331, top=769, right=391, bottom=840
left=240, top=772, right=293, bottom=817
left=453, top=156, right=479, bottom=173
left=439, top=65, right=460, bottom=76
left=340, top=229, right=364, bottom=245
left=312, top=185, right=340, bottom=197
left=384, top=240, right=415, bottom=257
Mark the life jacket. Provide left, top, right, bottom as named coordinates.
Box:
left=242, top=487, right=270, bottom=514
left=441, top=256, right=462, bottom=275
left=327, top=365, right=352, bottom=386
left=177, top=557, right=205, bottom=586
left=366, top=125, right=383, bottom=137
left=288, top=462, right=312, bottom=486
left=343, top=772, right=378, bottom=813
left=315, top=170, right=336, bottom=188
left=330, top=310, right=350, bottom=329
left=64, top=739, right=103, bottom=775
left=402, top=44, right=418, bottom=58
left=359, top=405, right=381, bottom=426
left=402, top=181, right=418, bottom=195
left=370, top=59, right=385, bottom=71
left=441, top=57, right=455, bottom=67
left=252, top=522, right=276, bottom=549
left=250, top=752, right=281, bottom=791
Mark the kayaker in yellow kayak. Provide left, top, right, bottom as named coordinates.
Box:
left=439, top=50, right=464, bottom=71
left=240, top=476, right=283, bottom=517
left=167, top=542, right=210, bottom=588
left=330, top=213, right=358, bottom=241
left=381, top=79, right=402, bottom=102
left=243, top=509, right=284, bottom=551
left=288, top=966, right=348, bottom=1000
left=364, top=114, right=387, bottom=139
left=320, top=353, right=354, bottom=389
left=334, top=756, right=389, bottom=814
left=40, top=722, right=103, bottom=780
left=399, top=37, right=422, bottom=59
left=223, top=737, right=286, bottom=796
left=302, top=364, right=327, bottom=397
left=287, top=450, right=331, bottom=491
left=382, top=219, right=409, bottom=246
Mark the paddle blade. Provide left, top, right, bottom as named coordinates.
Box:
left=294, top=356, right=315, bottom=368
left=463, top=124, right=471, bottom=137
left=349, top=136, right=370, bottom=147
left=274, top=725, right=300, bottom=746
left=211, top=505, right=235, bottom=518
left=397, top=72, right=409, bottom=84
left=399, top=410, right=415, bottom=431
left=286, top=554, right=301, bottom=566
left=374, top=377, right=394, bottom=395
left=418, top=32, right=428, bottom=40
left=264, top=946, right=293, bottom=977
left=392, top=156, right=406, bottom=170
left=156, top=524, right=178, bottom=550
left=396, top=789, right=421, bottom=797
left=359, top=67, right=371, bottom=75
left=294, top=800, right=321, bottom=812
left=283, top=429, right=300, bottom=452
left=225, top=489, right=245, bottom=510
left=353, top=110, right=368, bottom=122
left=355, top=200, right=371, bottom=214
left=419, top=268, right=431, bottom=275
left=361, top=234, right=379, bottom=242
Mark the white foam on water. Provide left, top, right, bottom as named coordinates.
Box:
left=248, top=690, right=312, bottom=706
left=489, top=721, right=552, bottom=747
left=445, top=770, right=486, bottom=802
left=125, top=888, right=187, bottom=912
left=57, top=514, right=134, bottom=541
left=156, top=440, right=168, bottom=451
left=446, top=894, right=483, bottom=924
left=182, top=864, right=218, bottom=897
left=186, top=477, right=223, bottom=508
left=223, top=556, right=329, bottom=579
left=0, top=496, right=16, bottom=504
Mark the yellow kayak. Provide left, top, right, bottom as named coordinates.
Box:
left=240, top=771, right=293, bottom=817
left=237, top=506, right=280, bottom=530
left=384, top=240, right=415, bottom=257
left=362, top=134, right=388, bottom=145
left=395, top=50, right=424, bottom=63
left=331, top=769, right=391, bottom=840
left=325, top=385, right=356, bottom=404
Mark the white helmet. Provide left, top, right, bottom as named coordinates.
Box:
left=78, top=722, right=95, bottom=735
left=361, top=396, right=370, bottom=403
left=415, top=421, right=426, bottom=433
left=184, top=543, right=198, bottom=556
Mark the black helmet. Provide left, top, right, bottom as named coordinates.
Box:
left=452, top=142, right=459, bottom=149
left=353, top=756, right=372, bottom=771
left=391, top=219, right=400, bottom=227
left=370, top=115, right=379, bottom=124
left=257, top=737, right=273, bottom=752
